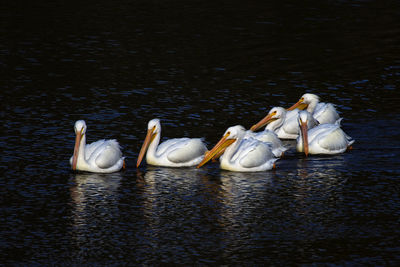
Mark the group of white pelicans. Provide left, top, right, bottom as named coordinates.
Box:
left=70, top=93, right=355, bottom=173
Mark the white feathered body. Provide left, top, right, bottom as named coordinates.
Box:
left=245, top=130, right=287, bottom=157
left=146, top=137, right=207, bottom=167
left=296, top=123, right=354, bottom=155
left=220, top=137, right=277, bottom=172
left=312, top=102, right=341, bottom=124
left=70, top=138, right=125, bottom=173
left=271, top=109, right=318, bottom=139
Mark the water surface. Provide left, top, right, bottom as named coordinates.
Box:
left=1, top=0, right=400, bottom=265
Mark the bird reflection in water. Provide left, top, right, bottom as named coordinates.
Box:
left=139, top=166, right=217, bottom=221
left=69, top=172, right=122, bottom=260
left=137, top=167, right=226, bottom=261
left=287, top=156, right=347, bottom=240
left=218, top=170, right=276, bottom=214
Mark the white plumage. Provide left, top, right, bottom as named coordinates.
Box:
left=70, top=120, right=125, bottom=173
left=296, top=111, right=354, bottom=155
left=136, top=118, right=208, bottom=167
left=288, top=93, right=341, bottom=124
left=244, top=129, right=287, bottom=157
left=197, top=125, right=278, bottom=172
left=250, top=107, right=319, bottom=139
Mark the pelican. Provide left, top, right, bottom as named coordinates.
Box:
left=244, top=130, right=287, bottom=157
left=210, top=129, right=287, bottom=161
left=197, top=125, right=278, bottom=172
left=136, top=118, right=207, bottom=167
left=287, top=93, right=341, bottom=124
left=70, top=120, right=125, bottom=173
left=297, top=111, right=354, bottom=156
left=250, top=107, right=318, bottom=139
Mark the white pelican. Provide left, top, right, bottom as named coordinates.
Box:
left=210, top=129, right=287, bottom=161
left=197, top=125, right=278, bottom=172
left=136, top=118, right=207, bottom=167
left=250, top=107, right=318, bottom=139
left=287, top=93, right=341, bottom=124
left=244, top=130, right=287, bottom=157
left=70, top=120, right=125, bottom=173
left=297, top=111, right=354, bottom=156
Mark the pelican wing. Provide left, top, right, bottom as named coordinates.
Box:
left=307, top=124, right=337, bottom=144
left=85, top=139, right=107, bottom=160
left=238, top=139, right=274, bottom=168
left=252, top=130, right=277, bottom=143
left=250, top=130, right=286, bottom=157
left=282, top=113, right=300, bottom=135
left=91, top=140, right=122, bottom=169
left=167, top=138, right=207, bottom=163
left=313, top=102, right=340, bottom=124
left=156, top=138, right=188, bottom=156
left=310, top=125, right=353, bottom=153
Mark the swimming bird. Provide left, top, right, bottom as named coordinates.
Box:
left=210, top=129, right=287, bottom=161
left=297, top=111, right=354, bottom=156
left=287, top=93, right=341, bottom=124
left=136, top=118, right=207, bottom=167
left=197, top=125, right=278, bottom=172
left=70, top=120, right=125, bottom=173
left=250, top=107, right=318, bottom=139
left=244, top=130, right=287, bottom=157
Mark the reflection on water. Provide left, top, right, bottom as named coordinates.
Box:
left=135, top=167, right=226, bottom=264
left=133, top=167, right=352, bottom=263
left=69, top=173, right=122, bottom=261
left=2, top=0, right=400, bottom=264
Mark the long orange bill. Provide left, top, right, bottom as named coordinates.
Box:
left=197, top=133, right=236, bottom=168
left=72, top=131, right=82, bottom=170
left=250, top=113, right=276, bottom=132
left=300, top=120, right=309, bottom=156
left=136, top=127, right=156, bottom=168
left=211, top=147, right=226, bottom=162
left=287, top=100, right=308, bottom=111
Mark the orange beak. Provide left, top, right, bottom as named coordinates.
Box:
left=287, top=99, right=308, bottom=111
left=197, top=132, right=236, bottom=168
left=136, top=126, right=156, bottom=168
left=72, top=130, right=83, bottom=170
left=250, top=113, right=277, bottom=132
left=300, top=120, right=309, bottom=156
left=211, top=147, right=226, bottom=162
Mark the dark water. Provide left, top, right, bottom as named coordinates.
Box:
left=1, top=0, right=400, bottom=265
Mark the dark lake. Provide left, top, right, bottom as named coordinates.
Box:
left=1, top=0, right=400, bottom=265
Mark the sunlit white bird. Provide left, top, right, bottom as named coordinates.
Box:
left=70, top=120, right=125, bottom=173
left=210, top=129, right=287, bottom=160
left=197, top=125, right=278, bottom=172
left=136, top=118, right=207, bottom=167
left=297, top=111, right=354, bottom=156
left=287, top=93, right=341, bottom=124
left=250, top=107, right=319, bottom=139
left=244, top=130, right=287, bottom=157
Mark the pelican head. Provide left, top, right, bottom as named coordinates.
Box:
left=287, top=93, right=319, bottom=112
left=298, top=111, right=309, bottom=156
left=72, top=120, right=87, bottom=170
left=250, top=107, right=286, bottom=132
left=136, top=118, right=161, bottom=167
left=197, top=125, right=245, bottom=168
left=74, top=120, right=87, bottom=135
